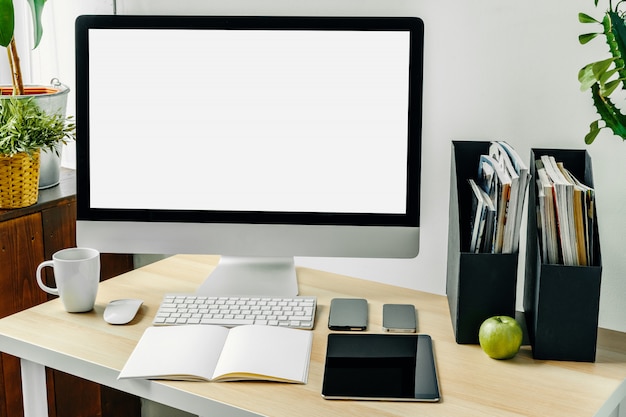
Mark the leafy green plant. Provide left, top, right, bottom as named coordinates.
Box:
left=0, top=0, right=47, bottom=95
left=578, top=0, right=626, bottom=143
left=0, top=97, right=75, bottom=157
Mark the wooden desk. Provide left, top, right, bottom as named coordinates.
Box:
left=0, top=254, right=625, bottom=417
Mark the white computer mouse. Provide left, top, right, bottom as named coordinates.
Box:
left=103, top=299, right=144, bottom=325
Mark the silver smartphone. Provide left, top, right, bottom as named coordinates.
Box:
left=383, top=304, right=417, bottom=333
left=328, top=298, right=368, bottom=331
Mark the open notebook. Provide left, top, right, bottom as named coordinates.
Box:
left=119, top=324, right=312, bottom=383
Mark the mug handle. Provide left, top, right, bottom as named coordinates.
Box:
left=36, top=261, right=59, bottom=295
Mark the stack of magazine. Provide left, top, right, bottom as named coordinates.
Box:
left=468, top=141, right=531, bottom=254
left=534, top=156, right=595, bottom=266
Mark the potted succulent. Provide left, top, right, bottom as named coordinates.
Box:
left=1, top=0, right=75, bottom=195
left=0, top=95, right=75, bottom=208
left=578, top=0, right=626, bottom=143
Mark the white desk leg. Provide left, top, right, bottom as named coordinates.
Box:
left=20, top=359, right=49, bottom=417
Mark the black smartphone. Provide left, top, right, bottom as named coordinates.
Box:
left=382, top=304, right=417, bottom=333
left=328, top=298, right=368, bottom=331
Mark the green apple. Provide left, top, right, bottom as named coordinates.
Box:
left=478, top=316, right=523, bottom=359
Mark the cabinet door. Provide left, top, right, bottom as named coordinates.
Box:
left=0, top=213, right=47, bottom=417
left=0, top=213, right=47, bottom=316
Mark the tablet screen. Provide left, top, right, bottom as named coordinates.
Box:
left=322, top=334, right=440, bottom=401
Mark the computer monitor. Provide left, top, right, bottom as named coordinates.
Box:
left=75, top=15, right=423, bottom=296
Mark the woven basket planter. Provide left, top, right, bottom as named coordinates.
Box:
left=0, top=150, right=41, bottom=209
left=1, top=82, right=70, bottom=189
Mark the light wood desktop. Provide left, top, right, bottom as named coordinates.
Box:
left=0, top=254, right=625, bottom=417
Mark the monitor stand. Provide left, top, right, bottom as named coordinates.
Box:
left=195, top=256, right=299, bottom=297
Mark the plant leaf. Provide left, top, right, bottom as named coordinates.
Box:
left=579, top=13, right=600, bottom=24
left=599, top=67, right=618, bottom=83
left=592, top=57, right=616, bottom=78
left=585, top=121, right=601, bottom=144
left=26, top=0, right=47, bottom=49
left=0, top=0, right=15, bottom=47
left=0, top=96, right=75, bottom=156
left=579, top=64, right=598, bottom=91
left=579, top=33, right=599, bottom=44
left=601, top=78, right=622, bottom=96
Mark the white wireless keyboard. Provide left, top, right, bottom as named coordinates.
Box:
left=153, top=294, right=317, bottom=330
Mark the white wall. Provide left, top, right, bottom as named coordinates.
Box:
left=22, top=0, right=624, bottom=332
left=119, top=0, right=626, bottom=332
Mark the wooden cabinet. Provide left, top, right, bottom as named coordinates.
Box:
left=0, top=170, right=140, bottom=417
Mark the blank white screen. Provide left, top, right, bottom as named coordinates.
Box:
left=88, top=29, right=410, bottom=214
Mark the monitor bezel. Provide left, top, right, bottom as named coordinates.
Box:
left=75, top=15, right=423, bottom=229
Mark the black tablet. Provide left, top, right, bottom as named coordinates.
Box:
left=322, top=334, right=440, bottom=402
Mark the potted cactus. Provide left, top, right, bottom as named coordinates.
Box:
left=578, top=0, right=626, bottom=143
left=1, top=0, right=75, bottom=200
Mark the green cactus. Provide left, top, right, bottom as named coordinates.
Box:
left=579, top=1, right=626, bottom=143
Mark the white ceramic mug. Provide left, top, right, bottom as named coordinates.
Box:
left=36, top=247, right=101, bottom=313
